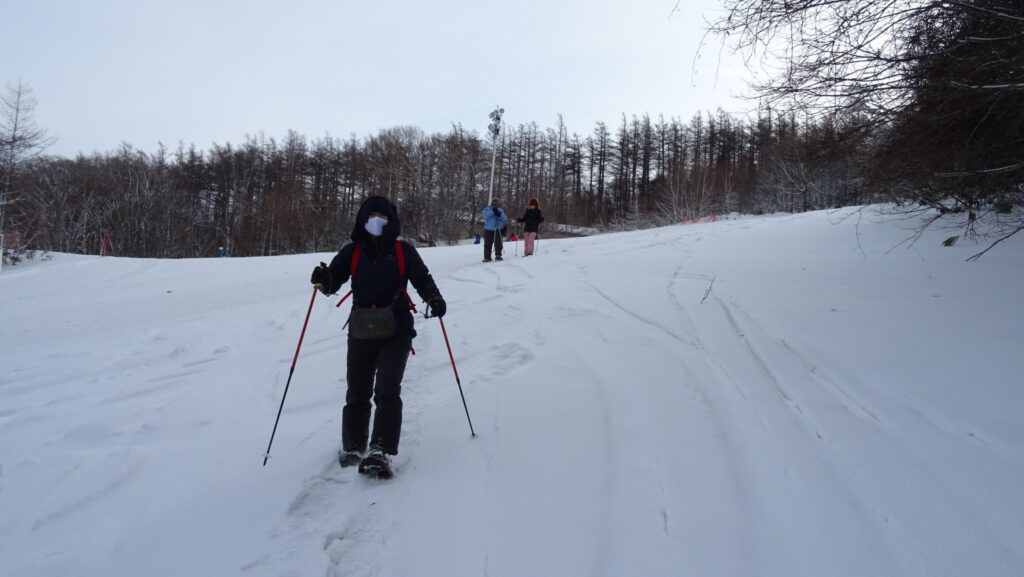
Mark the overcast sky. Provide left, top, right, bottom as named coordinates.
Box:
left=2, top=0, right=752, bottom=157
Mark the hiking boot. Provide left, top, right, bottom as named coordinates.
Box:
left=358, top=450, right=393, bottom=479
left=338, top=450, right=363, bottom=468
left=483, top=257, right=492, bottom=262
left=495, top=255, right=503, bottom=261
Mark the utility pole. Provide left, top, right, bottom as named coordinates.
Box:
left=487, top=106, right=504, bottom=205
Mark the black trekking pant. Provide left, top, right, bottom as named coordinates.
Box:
left=343, top=334, right=412, bottom=455
left=483, top=229, right=503, bottom=259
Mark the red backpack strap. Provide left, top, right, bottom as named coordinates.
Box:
left=350, top=244, right=362, bottom=276
left=336, top=244, right=362, bottom=308
left=395, top=240, right=417, bottom=313
left=394, top=240, right=406, bottom=277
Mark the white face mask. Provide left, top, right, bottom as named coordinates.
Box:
left=364, top=215, right=388, bottom=237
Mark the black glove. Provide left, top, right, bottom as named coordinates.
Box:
left=427, top=296, right=446, bottom=318
left=310, top=262, right=329, bottom=287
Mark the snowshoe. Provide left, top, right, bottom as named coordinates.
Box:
left=358, top=450, right=393, bottom=479
left=338, top=450, right=362, bottom=468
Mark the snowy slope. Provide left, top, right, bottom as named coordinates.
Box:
left=2, top=206, right=1022, bottom=577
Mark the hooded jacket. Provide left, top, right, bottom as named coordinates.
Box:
left=322, top=196, right=442, bottom=337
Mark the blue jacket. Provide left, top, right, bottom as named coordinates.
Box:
left=482, top=205, right=507, bottom=231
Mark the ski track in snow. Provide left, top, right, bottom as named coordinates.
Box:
left=30, top=451, right=144, bottom=532
left=594, top=240, right=909, bottom=572
left=579, top=248, right=770, bottom=572
left=673, top=257, right=1023, bottom=574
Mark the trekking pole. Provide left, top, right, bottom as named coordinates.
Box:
left=515, top=222, right=520, bottom=257
left=428, top=304, right=476, bottom=437
left=263, top=285, right=319, bottom=465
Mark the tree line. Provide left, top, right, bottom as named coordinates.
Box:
left=3, top=107, right=880, bottom=258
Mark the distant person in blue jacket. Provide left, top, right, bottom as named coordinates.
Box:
left=218, top=246, right=229, bottom=257
left=481, top=198, right=507, bottom=262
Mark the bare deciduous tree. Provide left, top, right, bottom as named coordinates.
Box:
left=1, top=80, right=53, bottom=246
left=708, top=0, right=1024, bottom=252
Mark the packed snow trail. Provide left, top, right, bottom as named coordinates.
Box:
left=1, top=207, right=1022, bottom=577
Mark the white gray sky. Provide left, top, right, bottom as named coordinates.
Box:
left=2, top=0, right=753, bottom=157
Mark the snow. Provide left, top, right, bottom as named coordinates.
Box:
left=2, top=206, right=1022, bottom=577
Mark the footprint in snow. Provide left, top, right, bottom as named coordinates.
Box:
left=487, top=342, right=535, bottom=376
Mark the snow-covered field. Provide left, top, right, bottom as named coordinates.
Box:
left=2, top=206, right=1022, bottom=577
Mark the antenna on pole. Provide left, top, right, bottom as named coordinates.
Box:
left=487, top=106, right=504, bottom=205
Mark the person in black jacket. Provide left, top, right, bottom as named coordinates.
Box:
left=516, top=197, right=545, bottom=256
left=310, top=196, right=446, bottom=477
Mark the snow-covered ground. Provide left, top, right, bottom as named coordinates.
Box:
left=2, top=206, right=1022, bottom=577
